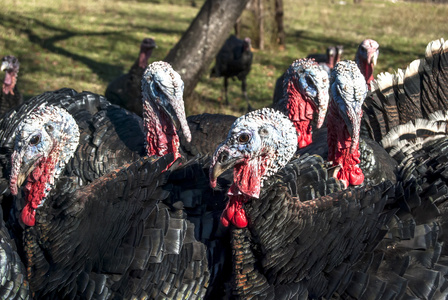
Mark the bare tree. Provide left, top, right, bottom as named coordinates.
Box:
left=165, top=0, right=250, bottom=99
left=275, top=0, right=285, bottom=47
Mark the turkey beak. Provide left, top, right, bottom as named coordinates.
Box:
left=163, top=94, right=192, bottom=143
left=210, top=147, right=243, bottom=188
left=368, top=50, right=378, bottom=67
left=316, top=88, right=329, bottom=129
left=340, top=102, right=362, bottom=153
left=9, top=148, right=37, bottom=196
left=1, top=61, right=9, bottom=72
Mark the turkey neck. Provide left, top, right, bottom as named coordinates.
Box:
left=138, top=48, right=154, bottom=69
left=327, top=100, right=364, bottom=187
left=285, top=80, right=315, bottom=148
left=357, top=57, right=374, bottom=89
left=143, top=97, right=181, bottom=162
left=221, top=155, right=269, bottom=228
left=3, top=70, right=17, bottom=95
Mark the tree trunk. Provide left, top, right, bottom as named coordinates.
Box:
left=257, top=0, right=264, bottom=50
left=164, top=0, right=250, bottom=99
left=275, top=0, right=285, bottom=47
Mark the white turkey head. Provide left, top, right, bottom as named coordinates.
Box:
left=210, top=108, right=297, bottom=198
left=1, top=55, right=19, bottom=95
left=283, top=58, right=330, bottom=129
left=330, top=60, right=367, bottom=152
left=355, top=39, right=379, bottom=88
left=9, top=105, right=79, bottom=226
left=141, top=61, right=191, bottom=161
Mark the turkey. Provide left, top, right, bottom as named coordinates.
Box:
left=209, top=107, right=448, bottom=299
left=362, top=37, right=448, bottom=142
left=1, top=55, right=22, bottom=116
left=356, top=39, right=379, bottom=90
left=210, top=35, right=253, bottom=111
left=296, top=60, right=397, bottom=188
left=140, top=61, right=236, bottom=298
left=105, top=38, right=157, bottom=116
left=272, top=58, right=330, bottom=149
left=3, top=88, right=212, bottom=299
left=307, top=45, right=337, bottom=75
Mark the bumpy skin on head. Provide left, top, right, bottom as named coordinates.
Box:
left=1, top=55, right=19, bottom=95
left=141, top=61, right=191, bottom=164
left=276, top=58, right=329, bottom=149
left=355, top=39, right=379, bottom=89
left=9, top=105, right=79, bottom=226
left=327, top=60, right=367, bottom=188
left=210, top=108, right=297, bottom=228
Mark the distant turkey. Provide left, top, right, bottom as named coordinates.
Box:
left=1, top=55, right=22, bottom=115
left=210, top=35, right=253, bottom=111
left=210, top=107, right=448, bottom=299
left=3, top=88, right=212, bottom=299
left=272, top=58, right=330, bottom=149
left=362, top=38, right=448, bottom=142
left=307, top=45, right=337, bottom=75
left=356, top=39, right=379, bottom=90
left=105, top=38, right=157, bottom=116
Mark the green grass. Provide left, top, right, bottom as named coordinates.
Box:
left=1, top=0, right=448, bottom=116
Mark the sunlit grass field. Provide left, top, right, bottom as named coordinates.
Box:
left=1, top=0, right=447, bottom=116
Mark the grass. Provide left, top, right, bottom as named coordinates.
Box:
left=1, top=0, right=448, bottom=117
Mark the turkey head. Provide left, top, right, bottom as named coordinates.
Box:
left=210, top=108, right=297, bottom=228
left=138, top=38, right=157, bottom=69
left=141, top=61, right=191, bottom=163
left=327, top=60, right=367, bottom=188
left=9, top=105, right=79, bottom=226
left=1, top=55, right=19, bottom=95
left=279, top=58, right=329, bottom=149
left=355, top=39, right=379, bottom=89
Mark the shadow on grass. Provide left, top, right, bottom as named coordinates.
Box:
left=0, top=13, right=188, bottom=88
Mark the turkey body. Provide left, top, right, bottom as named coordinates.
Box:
left=211, top=76, right=448, bottom=298
left=105, top=38, right=157, bottom=117
left=210, top=35, right=253, bottom=109
left=362, top=38, right=448, bottom=142
left=1, top=88, right=214, bottom=299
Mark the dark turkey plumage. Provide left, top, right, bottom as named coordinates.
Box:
left=105, top=38, right=157, bottom=116
left=210, top=107, right=448, bottom=299
left=1, top=55, right=22, bottom=116
left=210, top=35, right=253, bottom=110
left=1, top=88, right=213, bottom=299
left=179, top=113, right=237, bottom=160
left=362, top=38, right=448, bottom=142
left=0, top=205, right=30, bottom=300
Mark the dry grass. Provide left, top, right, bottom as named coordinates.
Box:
left=1, top=0, right=448, bottom=116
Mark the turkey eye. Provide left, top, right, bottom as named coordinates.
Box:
left=29, top=135, right=40, bottom=145
left=238, top=133, right=250, bottom=143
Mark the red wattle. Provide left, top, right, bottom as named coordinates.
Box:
left=349, top=167, right=364, bottom=186
left=286, top=81, right=316, bottom=148
left=327, top=101, right=365, bottom=187
left=221, top=192, right=249, bottom=228
left=21, top=204, right=36, bottom=226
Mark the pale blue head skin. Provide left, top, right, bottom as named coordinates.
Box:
left=141, top=61, right=191, bottom=142
left=330, top=60, right=367, bottom=150
left=210, top=108, right=297, bottom=194
left=283, top=58, right=329, bottom=128
left=10, top=105, right=79, bottom=196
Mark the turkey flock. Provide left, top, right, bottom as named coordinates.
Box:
left=1, top=31, right=448, bottom=300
